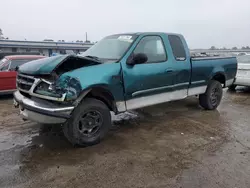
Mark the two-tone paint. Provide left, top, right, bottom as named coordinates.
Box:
left=14, top=32, right=237, bottom=124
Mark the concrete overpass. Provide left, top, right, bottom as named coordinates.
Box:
left=1, top=39, right=249, bottom=57
left=0, top=39, right=94, bottom=56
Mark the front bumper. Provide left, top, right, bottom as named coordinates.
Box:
left=13, top=91, right=74, bottom=124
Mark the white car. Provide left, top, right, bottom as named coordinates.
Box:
left=229, top=55, right=250, bottom=90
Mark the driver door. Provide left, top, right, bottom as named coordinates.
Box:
left=121, top=35, right=175, bottom=110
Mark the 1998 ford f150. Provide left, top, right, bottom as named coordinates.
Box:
left=13, top=32, right=237, bottom=146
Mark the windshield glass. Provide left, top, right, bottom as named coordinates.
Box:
left=80, top=34, right=137, bottom=62
left=9, top=59, right=36, bottom=69
left=237, top=55, right=250, bottom=63
left=0, top=58, right=9, bottom=71
left=0, top=58, right=8, bottom=66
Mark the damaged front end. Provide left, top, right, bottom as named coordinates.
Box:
left=17, top=73, right=82, bottom=103
left=14, top=73, right=83, bottom=124
left=16, top=54, right=101, bottom=102
left=14, top=55, right=101, bottom=124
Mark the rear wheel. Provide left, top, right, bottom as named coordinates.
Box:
left=199, top=80, right=223, bottom=110
left=63, top=98, right=111, bottom=146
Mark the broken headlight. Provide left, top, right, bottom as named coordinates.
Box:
left=34, top=80, right=65, bottom=98
left=55, top=76, right=82, bottom=101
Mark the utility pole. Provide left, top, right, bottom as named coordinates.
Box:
left=85, top=32, right=88, bottom=42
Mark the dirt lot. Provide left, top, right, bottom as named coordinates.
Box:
left=0, top=88, right=250, bottom=188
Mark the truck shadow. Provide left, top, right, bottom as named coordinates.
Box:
left=225, top=87, right=250, bottom=105
left=17, top=97, right=226, bottom=180
left=24, top=97, right=204, bottom=149
left=21, top=97, right=220, bottom=151
left=0, top=94, right=14, bottom=101
left=226, top=86, right=250, bottom=95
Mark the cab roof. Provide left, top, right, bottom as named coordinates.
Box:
left=111, top=32, right=181, bottom=36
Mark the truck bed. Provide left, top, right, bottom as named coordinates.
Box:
left=190, top=56, right=237, bottom=90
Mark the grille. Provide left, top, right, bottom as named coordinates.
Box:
left=17, top=74, right=35, bottom=91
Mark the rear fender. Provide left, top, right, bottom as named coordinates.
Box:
left=209, top=70, right=226, bottom=87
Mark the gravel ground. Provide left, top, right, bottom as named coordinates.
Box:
left=0, top=88, right=250, bottom=188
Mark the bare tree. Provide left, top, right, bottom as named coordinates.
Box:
left=210, top=46, right=216, bottom=50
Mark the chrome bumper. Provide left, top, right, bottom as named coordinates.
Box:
left=13, top=91, right=74, bottom=124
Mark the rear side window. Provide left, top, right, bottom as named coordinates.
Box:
left=168, top=35, right=186, bottom=61
left=9, top=59, right=34, bottom=69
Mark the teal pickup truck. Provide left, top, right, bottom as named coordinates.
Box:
left=13, top=32, right=237, bottom=146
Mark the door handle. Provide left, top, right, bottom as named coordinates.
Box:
left=166, top=69, right=173, bottom=73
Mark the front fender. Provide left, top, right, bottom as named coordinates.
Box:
left=59, top=63, right=125, bottom=103
left=73, top=84, right=114, bottom=104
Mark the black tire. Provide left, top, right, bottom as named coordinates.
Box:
left=199, top=80, right=223, bottom=110
left=63, top=98, right=111, bottom=146
left=228, top=84, right=237, bottom=91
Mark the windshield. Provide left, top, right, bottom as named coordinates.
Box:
left=0, top=58, right=9, bottom=71
left=237, top=55, right=250, bottom=63
left=80, top=34, right=137, bottom=62
left=0, top=58, right=8, bottom=66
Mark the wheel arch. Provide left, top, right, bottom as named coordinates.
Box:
left=73, top=84, right=117, bottom=113
left=210, top=72, right=226, bottom=87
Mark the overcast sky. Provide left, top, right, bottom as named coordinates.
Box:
left=0, top=0, right=250, bottom=48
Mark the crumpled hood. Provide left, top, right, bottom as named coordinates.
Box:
left=18, top=55, right=70, bottom=75
left=58, top=62, right=121, bottom=89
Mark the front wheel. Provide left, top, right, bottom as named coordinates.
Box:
left=63, top=98, right=111, bottom=147
left=199, top=80, right=223, bottom=110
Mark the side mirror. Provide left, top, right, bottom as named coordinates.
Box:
left=127, top=53, right=148, bottom=66
left=9, top=66, right=19, bottom=72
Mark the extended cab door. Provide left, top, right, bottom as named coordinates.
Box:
left=121, top=35, right=176, bottom=110
left=167, top=35, right=192, bottom=94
